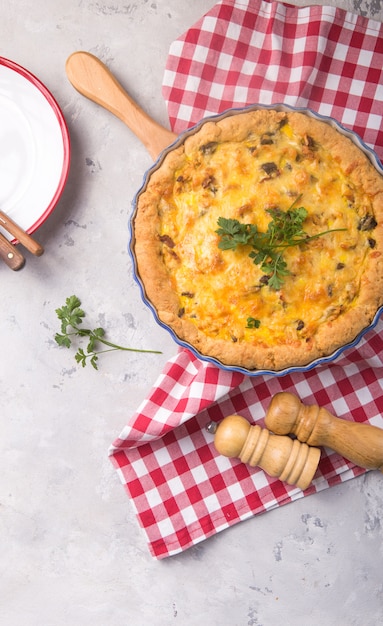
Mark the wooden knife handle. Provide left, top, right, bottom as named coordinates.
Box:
left=65, top=51, right=177, bottom=160
left=265, top=392, right=383, bottom=472
left=0, top=211, right=44, bottom=256
left=0, top=233, right=25, bottom=270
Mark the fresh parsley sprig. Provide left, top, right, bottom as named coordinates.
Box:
left=54, top=295, right=161, bottom=370
left=216, top=200, right=345, bottom=290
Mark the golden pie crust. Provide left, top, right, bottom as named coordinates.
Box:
left=133, top=108, right=383, bottom=371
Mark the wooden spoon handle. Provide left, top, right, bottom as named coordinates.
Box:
left=0, top=232, right=25, bottom=270
left=0, top=211, right=44, bottom=256
left=65, top=51, right=177, bottom=160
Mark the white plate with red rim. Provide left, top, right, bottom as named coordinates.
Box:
left=0, top=57, right=70, bottom=242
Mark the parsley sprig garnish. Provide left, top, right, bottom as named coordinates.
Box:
left=55, top=295, right=161, bottom=370
left=216, top=200, right=345, bottom=290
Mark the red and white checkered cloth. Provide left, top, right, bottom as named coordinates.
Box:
left=109, top=0, right=383, bottom=559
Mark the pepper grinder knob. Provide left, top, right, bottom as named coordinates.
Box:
left=264, top=392, right=383, bottom=472
left=212, top=414, right=321, bottom=490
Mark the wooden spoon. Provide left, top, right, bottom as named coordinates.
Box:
left=65, top=51, right=177, bottom=160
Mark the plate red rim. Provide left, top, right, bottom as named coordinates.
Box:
left=0, top=56, right=71, bottom=238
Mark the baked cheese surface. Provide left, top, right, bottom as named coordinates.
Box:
left=134, top=109, right=383, bottom=371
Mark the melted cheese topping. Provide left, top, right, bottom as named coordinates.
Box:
left=157, top=120, right=376, bottom=349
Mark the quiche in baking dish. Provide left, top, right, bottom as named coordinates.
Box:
left=132, top=107, right=383, bottom=372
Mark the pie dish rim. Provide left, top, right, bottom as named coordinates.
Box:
left=129, top=102, right=383, bottom=377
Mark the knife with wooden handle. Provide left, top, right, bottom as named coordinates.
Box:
left=0, top=232, right=25, bottom=270
left=0, top=210, right=44, bottom=256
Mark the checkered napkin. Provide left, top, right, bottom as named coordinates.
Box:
left=109, top=0, right=383, bottom=559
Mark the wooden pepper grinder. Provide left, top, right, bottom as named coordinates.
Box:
left=207, top=415, right=321, bottom=490
left=264, top=392, right=383, bottom=472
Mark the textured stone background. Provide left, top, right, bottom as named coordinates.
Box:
left=1, top=2, right=382, bottom=626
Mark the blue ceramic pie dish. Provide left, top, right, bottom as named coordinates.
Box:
left=129, top=103, right=383, bottom=377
